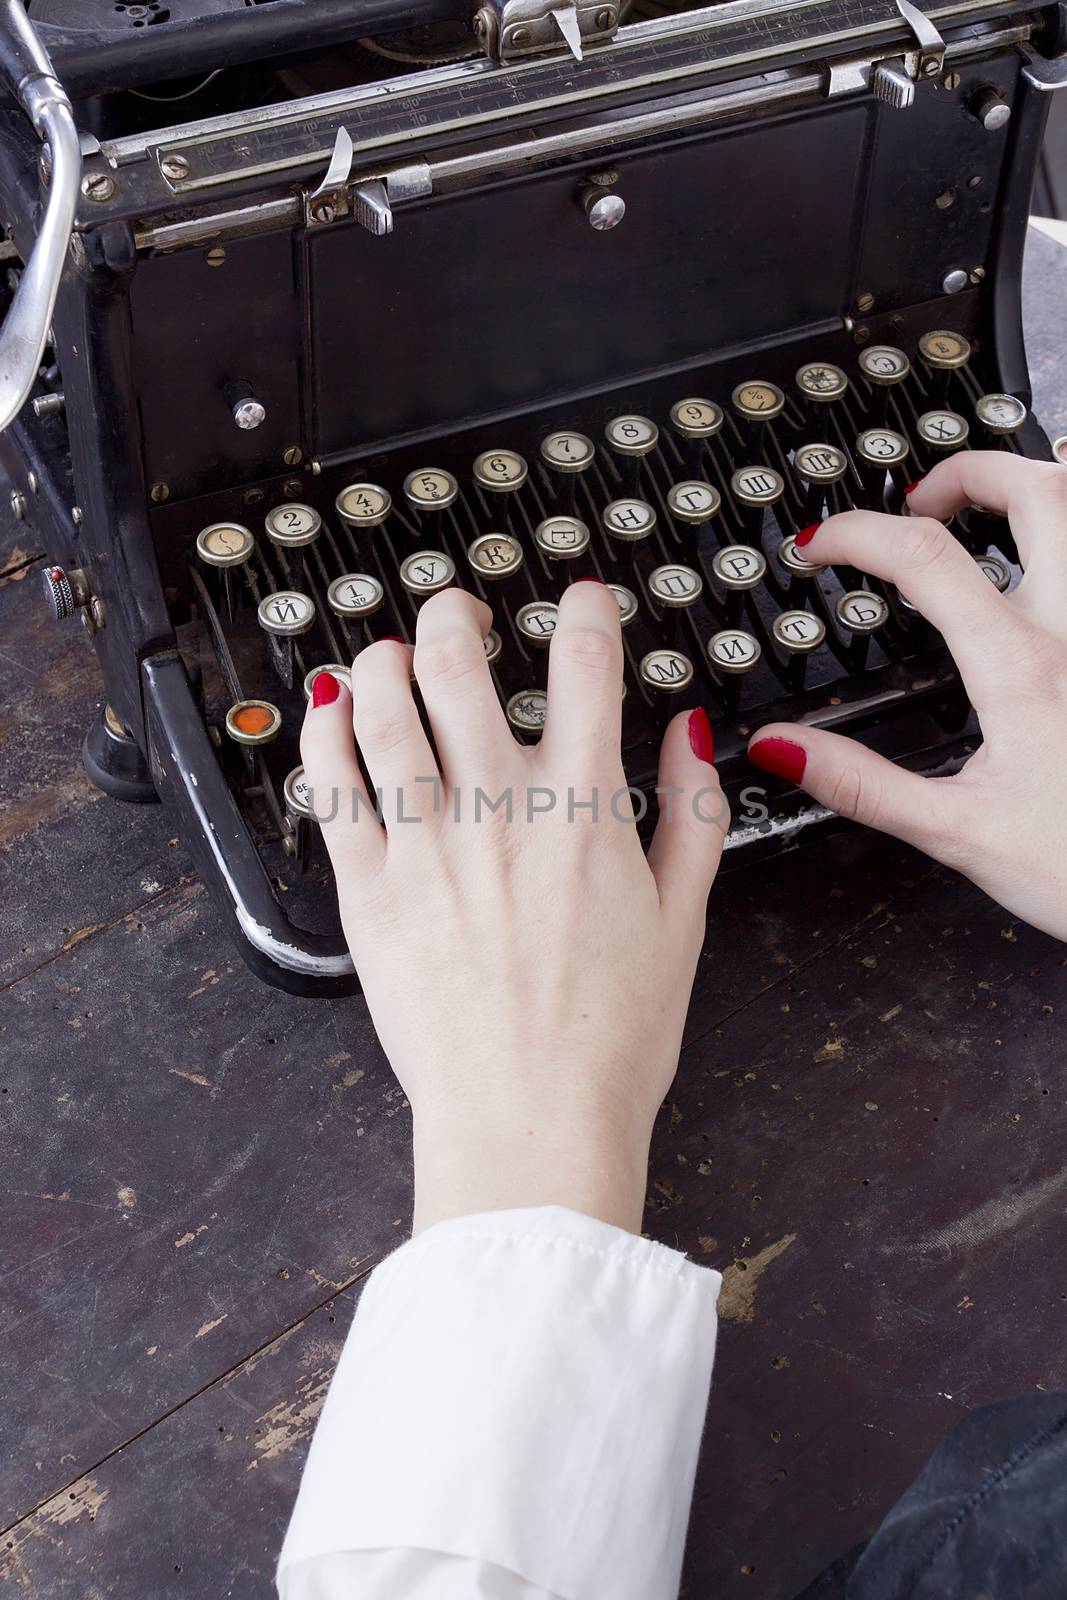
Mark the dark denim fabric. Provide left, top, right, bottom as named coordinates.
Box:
left=796, top=1392, right=1067, bottom=1600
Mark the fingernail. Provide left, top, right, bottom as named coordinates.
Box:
left=688, top=707, right=715, bottom=766
left=573, top=576, right=604, bottom=585
left=312, top=671, right=340, bottom=708
left=380, top=636, right=406, bottom=643
left=795, top=523, right=820, bottom=548
left=905, top=479, right=923, bottom=496
left=748, top=735, right=807, bottom=783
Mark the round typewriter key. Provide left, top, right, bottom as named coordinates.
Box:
left=335, top=482, right=392, bottom=529
left=732, top=381, right=785, bottom=421
left=918, top=329, right=971, bottom=370
left=917, top=410, right=969, bottom=451
left=303, top=662, right=353, bottom=699
left=605, top=414, right=659, bottom=456
left=399, top=549, right=455, bottom=596
left=467, top=532, right=524, bottom=580
left=731, top=466, right=785, bottom=507
left=1054, top=437, right=1067, bottom=466
left=327, top=572, right=384, bottom=619
left=836, top=589, right=889, bottom=633
left=516, top=601, right=558, bottom=644
left=772, top=609, right=825, bottom=652
left=506, top=688, right=547, bottom=734
left=540, top=430, right=595, bottom=473
left=225, top=699, right=282, bottom=746
left=484, top=629, right=503, bottom=665
left=667, top=480, right=721, bottom=525
left=283, top=765, right=315, bottom=819
left=257, top=590, right=316, bottom=637
left=975, top=552, right=1011, bottom=592
left=670, top=398, right=723, bottom=438
left=609, top=582, right=638, bottom=627
left=265, top=502, right=321, bottom=548
left=796, top=362, right=848, bottom=402
left=856, top=428, right=909, bottom=467
left=648, top=563, right=703, bottom=608
left=473, top=449, right=528, bottom=493
left=975, top=393, right=1027, bottom=435
left=196, top=521, right=254, bottom=568
left=708, top=628, right=761, bottom=674
left=712, top=543, right=766, bottom=589
left=403, top=469, right=458, bottom=511
left=534, top=515, right=590, bottom=560
left=639, top=648, right=694, bottom=695
left=779, top=534, right=825, bottom=575
left=793, top=443, right=848, bottom=484
left=602, top=498, right=656, bottom=542
left=859, top=345, right=911, bottom=386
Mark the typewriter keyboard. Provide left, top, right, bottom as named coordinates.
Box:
left=177, top=327, right=1029, bottom=887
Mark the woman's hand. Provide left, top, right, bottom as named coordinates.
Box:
left=301, top=581, right=728, bottom=1233
left=749, top=452, right=1067, bottom=941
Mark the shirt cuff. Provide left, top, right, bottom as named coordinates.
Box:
left=277, top=1205, right=721, bottom=1600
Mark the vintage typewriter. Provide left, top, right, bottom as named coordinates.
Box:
left=1, top=0, right=1065, bottom=993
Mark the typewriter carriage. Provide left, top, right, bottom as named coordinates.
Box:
left=1, top=0, right=1065, bottom=993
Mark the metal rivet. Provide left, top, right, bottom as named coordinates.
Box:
left=205, top=245, right=226, bottom=268
left=150, top=481, right=170, bottom=504
left=160, top=154, right=190, bottom=182
left=81, top=171, right=115, bottom=203
left=935, top=188, right=956, bottom=209
left=941, top=268, right=969, bottom=295
left=855, top=291, right=874, bottom=313
left=71, top=505, right=82, bottom=524
left=283, top=446, right=303, bottom=467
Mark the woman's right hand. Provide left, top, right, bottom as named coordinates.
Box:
left=748, top=452, right=1067, bottom=941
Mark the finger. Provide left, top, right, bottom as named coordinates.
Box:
left=748, top=723, right=963, bottom=862
left=349, top=639, right=441, bottom=828
left=907, top=452, right=1067, bottom=573
left=300, top=672, right=385, bottom=870
left=540, top=578, right=624, bottom=774
left=801, top=510, right=1029, bottom=710
left=412, top=589, right=509, bottom=784
left=647, top=708, right=729, bottom=918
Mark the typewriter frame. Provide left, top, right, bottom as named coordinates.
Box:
left=2, top=0, right=1066, bottom=994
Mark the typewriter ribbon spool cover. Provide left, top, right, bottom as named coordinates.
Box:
left=8, top=0, right=1064, bottom=991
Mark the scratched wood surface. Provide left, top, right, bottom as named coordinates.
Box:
left=0, top=229, right=1065, bottom=1599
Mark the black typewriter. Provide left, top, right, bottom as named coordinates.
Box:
left=1, top=0, right=1066, bottom=993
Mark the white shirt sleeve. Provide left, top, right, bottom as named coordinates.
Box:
left=277, top=1205, right=721, bottom=1600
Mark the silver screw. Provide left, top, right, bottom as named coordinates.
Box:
left=81, top=171, right=115, bottom=203
left=923, top=58, right=940, bottom=76
left=595, top=7, right=612, bottom=26
left=160, top=154, right=190, bottom=182
left=511, top=26, right=530, bottom=44
left=283, top=478, right=303, bottom=498
left=150, top=481, right=170, bottom=504
left=856, top=291, right=875, bottom=313
left=969, top=266, right=986, bottom=284
left=311, top=200, right=335, bottom=226
left=283, top=446, right=303, bottom=467
left=205, top=245, right=226, bottom=268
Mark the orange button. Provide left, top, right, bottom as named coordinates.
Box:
left=232, top=704, right=275, bottom=736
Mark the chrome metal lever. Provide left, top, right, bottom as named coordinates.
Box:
left=0, top=0, right=80, bottom=434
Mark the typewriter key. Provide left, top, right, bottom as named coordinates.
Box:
left=670, top=398, right=723, bottom=438
left=639, top=650, right=695, bottom=713
left=708, top=628, right=761, bottom=674
left=667, top=481, right=721, bottom=528
left=541, top=430, right=595, bottom=474
left=196, top=521, right=254, bottom=568
left=779, top=534, right=825, bottom=575
left=283, top=765, right=315, bottom=819
left=773, top=608, right=825, bottom=689
left=732, top=382, right=785, bottom=422
left=506, top=688, right=547, bottom=738
left=918, top=330, right=972, bottom=370
left=917, top=410, right=969, bottom=453
left=856, top=428, right=909, bottom=467
left=974, top=393, right=1027, bottom=437
left=1054, top=437, right=1067, bottom=466
left=858, top=345, right=911, bottom=386
left=335, top=482, right=392, bottom=529
left=265, top=502, right=321, bottom=548
left=303, top=662, right=353, bottom=699
left=472, top=449, right=528, bottom=493
left=467, top=532, right=524, bottom=581
left=484, top=629, right=503, bottom=665
left=534, top=515, right=590, bottom=562
left=399, top=549, right=456, bottom=598
left=225, top=699, right=282, bottom=746
left=609, top=582, right=639, bottom=627
left=327, top=572, right=384, bottom=619
left=975, top=552, right=1012, bottom=592
left=712, top=542, right=766, bottom=593
left=836, top=588, right=889, bottom=670
left=605, top=415, right=659, bottom=492
left=731, top=466, right=785, bottom=507
left=648, top=564, right=703, bottom=608
left=602, top=498, right=656, bottom=546
left=403, top=469, right=459, bottom=513
left=516, top=601, right=559, bottom=645
left=796, top=362, right=848, bottom=403
left=258, top=590, right=316, bottom=637
left=793, top=443, right=848, bottom=485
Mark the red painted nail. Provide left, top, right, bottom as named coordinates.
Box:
left=312, top=671, right=340, bottom=708
left=688, top=707, right=715, bottom=766
left=795, top=523, right=820, bottom=548
left=748, top=735, right=807, bottom=784
left=380, top=636, right=406, bottom=643
left=905, top=479, right=923, bottom=496
left=573, top=576, right=604, bottom=584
